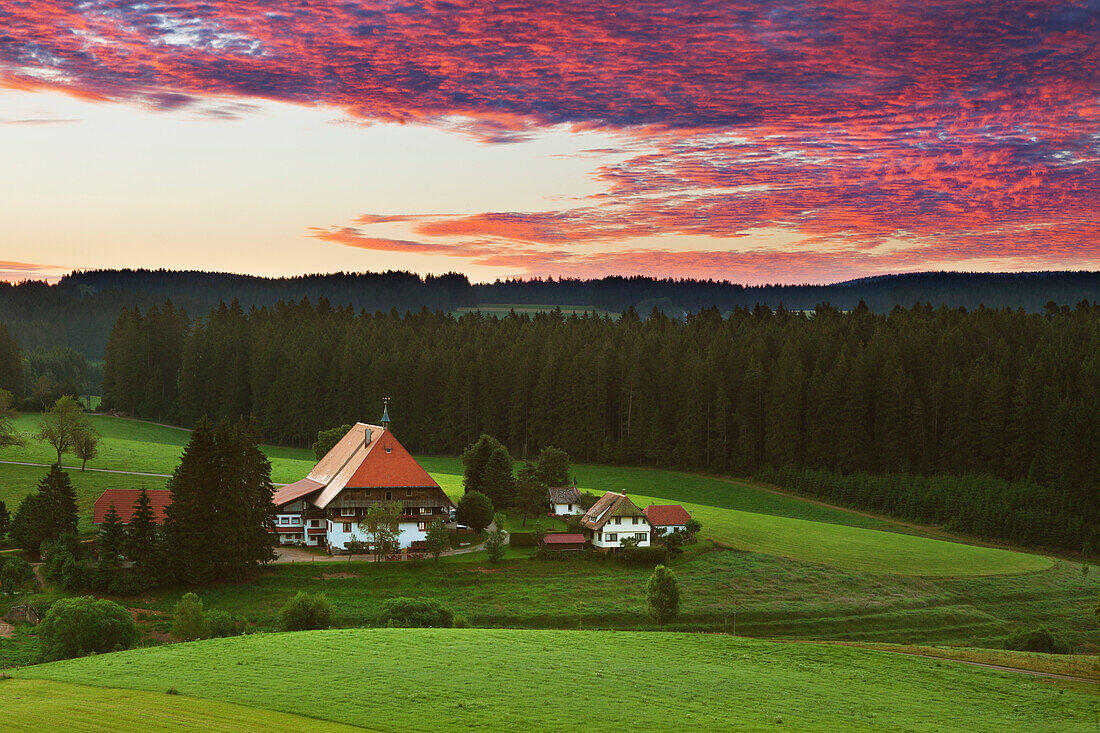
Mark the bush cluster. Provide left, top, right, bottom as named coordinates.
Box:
left=171, top=592, right=248, bottom=640
left=37, top=596, right=136, bottom=661
left=376, top=596, right=454, bottom=628
left=1004, top=626, right=1070, bottom=655
left=280, top=592, right=333, bottom=632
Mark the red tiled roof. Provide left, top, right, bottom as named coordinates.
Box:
left=272, top=478, right=324, bottom=508
left=344, top=430, right=439, bottom=490
left=644, top=504, right=691, bottom=527
left=93, top=489, right=171, bottom=524
left=542, top=533, right=587, bottom=544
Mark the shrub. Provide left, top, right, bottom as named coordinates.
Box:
left=0, top=557, right=35, bottom=594
left=617, top=545, right=669, bottom=565
left=171, top=592, right=210, bottom=641
left=376, top=596, right=454, bottom=628
left=206, top=609, right=246, bottom=638
left=1004, top=626, right=1070, bottom=654
left=452, top=614, right=471, bottom=628
left=37, top=596, right=136, bottom=661
left=280, top=591, right=333, bottom=631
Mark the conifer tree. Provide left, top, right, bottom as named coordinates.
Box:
left=93, top=504, right=125, bottom=591
left=482, top=446, right=516, bottom=508
left=9, top=465, right=78, bottom=554
left=228, top=417, right=277, bottom=576
left=165, top=417, right=221, bottom=583
left=126, top=488, right=162, bottom=589
left=462, top=434, right=505, bottom=494
left=514, top=461, right=547, bottom=527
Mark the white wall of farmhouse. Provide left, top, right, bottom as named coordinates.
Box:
left=326, top=519, right=431, bottom=550
left=551, top=502, right=583, bottom=515
left=593, top=514, right=652, bottom=548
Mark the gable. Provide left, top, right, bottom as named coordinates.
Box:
left=309, top=423, right=441, bottom=509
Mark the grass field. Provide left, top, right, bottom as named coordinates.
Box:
left=1, top=678, right=366, bottom=733
left=1, top=412, right=1095, bottom=664
left=10, top=628, right=1098, bottom=732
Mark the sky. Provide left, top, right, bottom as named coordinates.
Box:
left=0, top=1, right=1097, bottom=285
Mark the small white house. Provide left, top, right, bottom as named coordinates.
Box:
left=580, top=491, right=652, bottom=549
left=643, top=504, right=691, bottom=538
left=548, top=485, right=583, bottom=515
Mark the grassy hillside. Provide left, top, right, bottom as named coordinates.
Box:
left=0, top=414, right=1051, bottom=576
left=418, top=455, right=1050, bottom=576
left=2, top=679, right=366, bottom=733
left=12, top=629, right=1099, bottom=732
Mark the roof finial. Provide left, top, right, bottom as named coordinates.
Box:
left=381, top=396, right=391, bottom=429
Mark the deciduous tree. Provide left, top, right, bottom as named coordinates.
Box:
left=312, top=424, right=352, bottom=461
left=360, top=503, right=402, bottom=561
left=536, top=446, right=570, bottom=487
left=646, top=564, right=680, bottom=628
left=455, top=491, right=494, bottom=534
left=38, top=395, right=93, bottom=465
left=71, top=424, right=100, bottom=470
left=0, top=388, right=24, bottom=450
left=424, top=520, right=449, bottom=561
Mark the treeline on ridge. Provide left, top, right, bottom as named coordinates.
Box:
left=98, top=298, right=1100, bottom=550
left=5, top=268, right=1100, bottom=358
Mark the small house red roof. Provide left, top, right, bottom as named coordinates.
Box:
left=93, top=489, right=171, bottom=524
left=643, top=504, right=691, bottom=527
left=542, top=533, right=586, bottom=544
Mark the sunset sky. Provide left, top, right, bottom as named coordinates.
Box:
left=1, top=1, right=1097, bottom=284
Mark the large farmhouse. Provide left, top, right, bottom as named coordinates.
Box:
left=580, top=491, right=653, bottom=549
left=272, top=422, right=453, bottom=552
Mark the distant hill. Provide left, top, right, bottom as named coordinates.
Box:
left=2, top=268, right=1099, bottom=357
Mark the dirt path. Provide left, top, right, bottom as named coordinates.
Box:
left=0, top=620, right=14, bottom=639
left=874, top=648, right=1099, bottom=685
left=0, top=460, right=172, bottom=480
left=795, top=640, right=1099, bottom=685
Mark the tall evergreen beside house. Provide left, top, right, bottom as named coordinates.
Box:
left=126, top=488, right=163, bottom=589
left=164, top=416, right=276, bottom=584
left=9, top=464, right=79, bottom=553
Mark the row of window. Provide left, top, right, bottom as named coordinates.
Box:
left=278, top=517, right=321, bottom=528
left=331, top=521, right=432, bottom=533
left=598, top=532, right=648, bottom=543
left=610, top=516, right=643, bottom=526
left=339, top=506, right=436, bottom=517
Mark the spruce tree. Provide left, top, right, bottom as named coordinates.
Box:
left=9, top=465, right=78, bottom=554
left=126, top=489, right=162, bottom=589
left=462, top=434, right=504, bottom=494
left=514, top=461, right=547, bottom=527
left=165, top=417, right=221, bottom=583
left=482, top=446, right=516, bottom=508
left=228, top=417, right=276, bottom=576
left=93, top=505, right=125, bottom=591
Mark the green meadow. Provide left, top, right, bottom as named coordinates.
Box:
left=1, top=412, right=1096, bottom=665
left=1, top=678, right=366, bottom=733
left=10, top=629, right=1099, bottom=732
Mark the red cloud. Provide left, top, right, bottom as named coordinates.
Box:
left=2, top=1, right=1096, bottom=279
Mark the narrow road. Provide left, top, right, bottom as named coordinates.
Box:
left=878, top=649, right=1099, bottom=685
left=0, top=460, right=172, bottom=479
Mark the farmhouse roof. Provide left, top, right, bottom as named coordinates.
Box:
left=304, top=423, right=446, bottom=509
left=644, top=504, right=691, bottom=527
left=272, top=478, right=325, bottom=508
left=548, top=485, right=581, bottom=504
left=581, top=491, right=646, bottom=531
left=542, top=533, right=586, bottom=545
left=93, top=489, right=171, bottom=524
